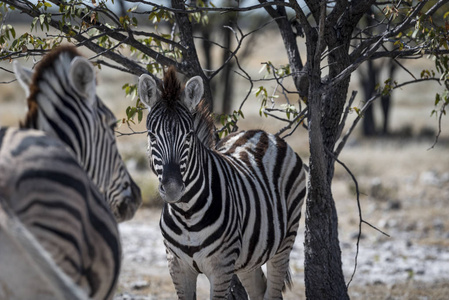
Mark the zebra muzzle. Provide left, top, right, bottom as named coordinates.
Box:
left=160, top=164, right=185, bottom=203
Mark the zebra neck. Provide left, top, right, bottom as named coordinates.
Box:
left=32, top=87, right=88, bottom=167
left=174, top=140, right=212, bottom=216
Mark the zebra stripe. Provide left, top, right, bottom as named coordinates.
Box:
left=139, top=68, right=306, bottom=299
left=0, top=127, right=121, bottom=300
left=13, top=46, right=141, bottom=222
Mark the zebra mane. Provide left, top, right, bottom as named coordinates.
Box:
left=161, top=67, right=181, bottom=107
left=20, top=45, right=80, bottom=128
left=161, top=67, right=215, bottom=148
left=192, top=98, right=215, bottom=148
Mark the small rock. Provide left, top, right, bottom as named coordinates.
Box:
left=387, top=199, right=401, bottom=210
left=132, top=280, right=150, bottom=290
left=441, top=172, right=449, bottom=183
left=405, top=222, right=417, bottom=232
left=420, top=171, right=440, bottom=186
left=370, top=177, right=383, bottom=199
left=433, top=218, right=445, bottom=231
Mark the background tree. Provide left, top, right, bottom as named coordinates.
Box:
left=1, top=0, right=449, bottom=298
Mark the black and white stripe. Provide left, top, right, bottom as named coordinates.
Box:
left=13, top=46, right=141, bottom=222
left=139, top=69, right=306, bottom=299
left=0, top=127, right=121, bottom=300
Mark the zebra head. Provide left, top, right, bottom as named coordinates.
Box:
left=138, top=69, right=204, bottom=203
left=13, top=46, right=142, bottom=222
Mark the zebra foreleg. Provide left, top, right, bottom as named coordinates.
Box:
left=208, top=271, right=235, bottom=300
left=237, top=267, right=266, bottom=300
left=167, top=253, right=198, bottom=300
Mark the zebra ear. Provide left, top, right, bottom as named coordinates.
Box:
left=183, top=76, right=203, bottom=112
left=138, top=74, right=159, bottom=110
left=13, top=61, right=34, bottom=97
left=69, top=57, right=97, bottom=106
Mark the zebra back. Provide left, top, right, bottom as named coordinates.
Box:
left=0, top=197, right=90, bottom=300
left=0, top=127, right=121, bottom=300
left=13, top=46, right=141, bottom=222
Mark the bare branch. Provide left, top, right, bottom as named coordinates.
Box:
left=277, top=108, right=308, bottom=138
left=336, top=90, right=358, bottom=141
left=126, top=0, right=292, bottom=13
left=324, top=147, right=390, bottom=289
left=234, top=56, right=254, bottom=113
left=428, top=100, right=447, bottom=150
left=335, top=77, right=441, bottom=158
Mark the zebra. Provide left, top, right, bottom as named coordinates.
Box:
left=0, top=127, right=121, bottom=300
left=138, top=68, right=307, bottom=299
left=12, top=45, right=141, bottom=222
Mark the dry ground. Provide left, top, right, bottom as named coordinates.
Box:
left=1, top=24, right=449, bottom=300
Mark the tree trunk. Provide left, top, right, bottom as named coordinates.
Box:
left=302, top=2, right=355, bottom=297
left=381, top=61, right=397, bottom=135
left=220, top=23, right=234, bottom=115
left=172, top=0, right=214, bottom=107
left=361, top=60, right=379, bottom=136
left=305, top=71, right=350, bottom=300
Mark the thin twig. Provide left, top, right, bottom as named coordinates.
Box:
left=428, top=101, right=446, bottom=150
left=0, top=79, right=17, bottom=84
left=324, top=147, right=389, bottom=289
left=361, top=220, right=391, bottom=237
left=115, top=129, right=147, bottom=137
left=335, top=76, right=442, bottom=158
left=276, top=108, right=308, bottom=137
left=126, top=0, right=292, bottom=14
left=336, top=90, right=358, bottom=141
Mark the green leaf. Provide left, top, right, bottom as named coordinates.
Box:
left=39, top=14, right=45, bottom=26
left=128, top=5, right=138, bottom=12
left=31, top=16, right=38, bottom=31
left=10, top=26, right=15, bottom=39
left=137, top=109, right=143, bottom=123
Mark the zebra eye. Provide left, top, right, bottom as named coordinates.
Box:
left=148, top=130, right=156, bottom=141
left=108, top=118, right=118, bottom=130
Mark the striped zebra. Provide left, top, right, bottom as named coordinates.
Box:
left=138, top=68, right=307, bottom=299
left=13, top=45, right=141, bottom=222
left=0, top=127, right=121, bottom=300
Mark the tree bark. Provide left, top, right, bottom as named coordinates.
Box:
left=302, top=1, right=374, bottom=298
left=171, top=0, right=214, bottom=106
left=304, top=31, right=350, bottom=300
left=361, top=60, right=378, bottom=136
left=381, top=62, right=397, bottom=135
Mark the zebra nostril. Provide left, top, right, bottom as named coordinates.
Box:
left=123, top=181, right=129, bottom=190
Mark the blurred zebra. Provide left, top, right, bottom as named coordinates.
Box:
left=138, top=68, right=307, bottom=299
left=0, top=127, right=120, bottom=300
left=13, top=45, right=141, bottom=222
